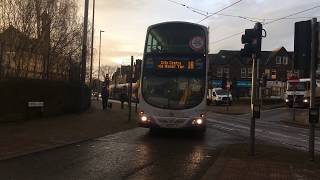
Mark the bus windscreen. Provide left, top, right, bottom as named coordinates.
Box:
left=145, top=23, right=206, bottom=54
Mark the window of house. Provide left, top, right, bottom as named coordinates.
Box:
left=265, top=69, right=270, bottom=79
left=276, top=56, right=282, bottom=64
left=286, top=70, right=292, bottom=79
left=241, top=68, right=246, bottom=78
left=247, top=68, right=252, bottom=78
left=217, top=67, right=223, bottom=78
left=271, top=69, right=277, bottom=80
left=282, top=56, right=288, bottom=65
left=223, top=67, right=229, bottom=78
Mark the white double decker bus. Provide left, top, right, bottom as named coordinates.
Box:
left=138, top=22, right=208, bottom=133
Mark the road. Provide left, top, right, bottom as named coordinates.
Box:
left=0, top=127, right=244, bottom=179
left=0, top=107, right=319, bottom=180
left=208, top=107, right=320, bottom=153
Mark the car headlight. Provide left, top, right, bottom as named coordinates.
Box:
left=285, top=99, right=289, bottom=102
left=303, top=99, right=308, bottom=103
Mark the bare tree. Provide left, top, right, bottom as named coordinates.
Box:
left=99, top=65, right=118, bottom=81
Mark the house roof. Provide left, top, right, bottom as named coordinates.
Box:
left=0, top=25, right=40, bottom=51
left=209, top=50, right=253, bottom=66
left=210, top=47, right=292, bottom=66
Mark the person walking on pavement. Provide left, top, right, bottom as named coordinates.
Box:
left=101, top=76, right=110, bottom=110
left=119, top=86, right=127, bottom=109
left=101, top=84, right=109, bottom=110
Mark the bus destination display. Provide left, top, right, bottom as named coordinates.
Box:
left=157, top=60, right=195, bottom=70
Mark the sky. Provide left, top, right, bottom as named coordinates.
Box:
left=77, top=0, right=320, bottom=67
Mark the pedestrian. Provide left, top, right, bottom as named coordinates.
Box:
left=101, top=84, right=109, bottom=110
left=119, top=86, right=127, bottom=109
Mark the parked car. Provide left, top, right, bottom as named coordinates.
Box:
left=91, top=92, right=101, bottom=99
left=207, top=88, right=232, bottom=105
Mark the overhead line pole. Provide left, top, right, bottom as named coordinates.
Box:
left=89, top=0, right=95, bottom=86
left=81, top=0, right=89, bottom=84
left=128, top=56, right=134, bottom=122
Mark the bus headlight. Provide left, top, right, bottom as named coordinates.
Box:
left=196, top=119, right=203, bottom=125
left=141, top=115, right=148, bottom=122
left=193, top=118, right=203, bottom=125
left=303, top=99, right=308, bottom=103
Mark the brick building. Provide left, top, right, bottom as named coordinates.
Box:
left=209, top=47, right=294, bottom=99
left=0, top=25, right=78, bottom=81
left=111, top=59, right=142, bottom=85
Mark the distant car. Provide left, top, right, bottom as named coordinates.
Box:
left=207, top=88, right=232, bottom=105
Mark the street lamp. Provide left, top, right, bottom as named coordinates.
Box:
left=98, top=30, right=104, bottom=92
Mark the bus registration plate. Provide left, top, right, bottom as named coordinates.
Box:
left=164, top=124, right=178, bottom=128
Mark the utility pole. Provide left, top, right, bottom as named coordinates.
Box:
left=128, top=56, right=134, bottom=122
left=89, top=0, right=95, bottom=86
left=308, top=18, right=318, bottom=161
left=81, top=0, right=89, bottom=84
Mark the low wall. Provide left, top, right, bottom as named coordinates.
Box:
left=0, top=79, right=90, bottom=122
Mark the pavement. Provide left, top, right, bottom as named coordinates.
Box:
left=280, top=107, right=320, bottom=128
left=208, top=101, right=285, bottom=115
left=0, top=100, right=137, bottom=160
left=201, top=144, right=320, bottom=180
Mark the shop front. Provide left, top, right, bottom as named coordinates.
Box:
left=235, top=80, right=252, bottom=97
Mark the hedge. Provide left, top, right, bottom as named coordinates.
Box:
left=0, top=79, right=90, bottom=122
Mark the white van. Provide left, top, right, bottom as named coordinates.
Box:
left=284, top=78, right=320, bottom=107
left=207, top=88, right=232, bottom=105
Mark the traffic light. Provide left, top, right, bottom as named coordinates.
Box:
left=294, top=20, right=311, bottom=77
left=241, top=22, right=263, bottom=57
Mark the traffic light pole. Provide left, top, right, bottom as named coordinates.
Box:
left=240, top=22, right=264, bottom=156
left=308, top=18, right=317, bottom=161
left=250, top=54, right=258, bottom=156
